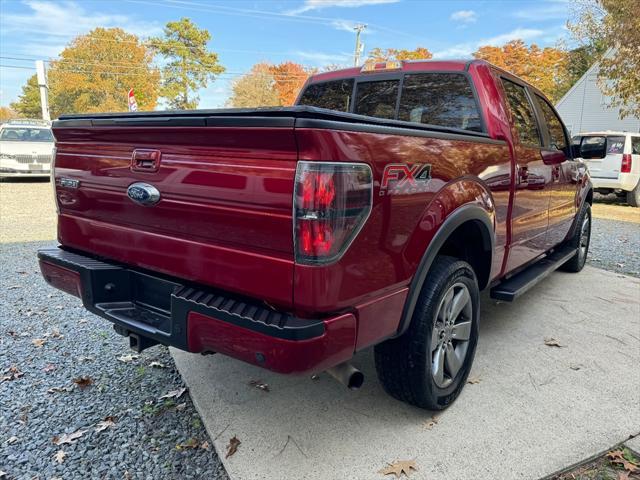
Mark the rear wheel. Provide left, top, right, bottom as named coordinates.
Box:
left=374, top=256, right=479, bottom=410
left=627, top=182, right=640, bottom=208
left=560, top=202, right=591, bottom=272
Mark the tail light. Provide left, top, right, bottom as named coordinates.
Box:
left=294, top=162, right=372, bottom=265
left=621, top=153, right=632, bottom=173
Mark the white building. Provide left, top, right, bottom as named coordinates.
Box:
left=555, top=52, right=640, bottom=135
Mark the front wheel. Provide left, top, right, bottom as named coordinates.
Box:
left=374, top=256, right=479, bottom=410
left=560, top=202, right=591, bottom=272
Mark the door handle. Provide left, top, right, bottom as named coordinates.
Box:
left=131, top=149, right=161, bottom=173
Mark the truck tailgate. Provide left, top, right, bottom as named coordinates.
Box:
left=53, top=115, right=297, bottom=307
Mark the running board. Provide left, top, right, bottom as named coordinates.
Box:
left=490, top=247, right=577, bottom=302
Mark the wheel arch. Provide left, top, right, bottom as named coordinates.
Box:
left=395, top=203, right=494, bottom=337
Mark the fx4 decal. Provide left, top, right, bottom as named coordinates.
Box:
left=380, top=163, right=432, bottom=196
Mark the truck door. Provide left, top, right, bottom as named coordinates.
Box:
left=500, top=77, right=552, bottom=272
left=532, top=93, right=577, bottom=247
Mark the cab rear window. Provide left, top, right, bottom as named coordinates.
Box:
left=297, top=79, right=354, bottom=112
left=297, top=72, right=483, bottom=132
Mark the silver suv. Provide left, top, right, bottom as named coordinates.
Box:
left=572, top=131, right=640, bottom=207
left=0, top=119, right=54, bottom=178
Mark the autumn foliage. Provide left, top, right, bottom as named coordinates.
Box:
left=49, top=28, right=160, bottom=115
left=473, top=40, right=568, bottom=101
left=368, top=47, right=433, bottom=62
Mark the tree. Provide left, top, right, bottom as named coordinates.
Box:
left=568, top=0, right=640, bottom=118
left=227, top=65, right=279, bottom=108
left=46, top=28, right=160, bottom=115
left=368, top=47, right=432, bottom=62
left=473, top=40, right=568, bottom=101
left=0, top=106, right=19, bottom=122
left=266, top=62, right=312, bottom=106
left=10, top=75, right=42, bottom=118
left=151, top=18, right=225, bottom=109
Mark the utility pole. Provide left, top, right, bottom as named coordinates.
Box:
left=35, top=60, right=50, bottom=121
left=353, top=24, right=367, bottom=67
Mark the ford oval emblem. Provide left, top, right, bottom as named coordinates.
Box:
left=127, top=182, right=161, bottom=206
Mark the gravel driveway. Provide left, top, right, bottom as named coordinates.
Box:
left=0, top=241, right=228, bottom=479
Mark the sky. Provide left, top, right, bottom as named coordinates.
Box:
left=0, top=0, right=575, bottom=109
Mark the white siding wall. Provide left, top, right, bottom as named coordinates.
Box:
left=556, top=65, right=640, bottom=135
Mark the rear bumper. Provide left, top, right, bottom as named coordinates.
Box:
left=38, top=247, right=356, bottom=374
left=591, top=173, right=639, bottom=192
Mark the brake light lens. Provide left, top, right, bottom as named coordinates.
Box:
left=621, top=153, right=632, bottom=173
left=294, top=162, right=373, bottom=265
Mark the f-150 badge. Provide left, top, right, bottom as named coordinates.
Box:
left=380, top=163, right=432, bottom=196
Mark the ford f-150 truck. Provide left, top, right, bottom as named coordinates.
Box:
left=38, top=59, right=595, bottom=410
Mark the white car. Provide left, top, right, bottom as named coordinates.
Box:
left=572, top=131, right=640, bottom=207
left=0, top=119, right=55, bottom=178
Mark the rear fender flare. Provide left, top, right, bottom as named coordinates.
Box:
left=395, top=203, right=495, bottom=337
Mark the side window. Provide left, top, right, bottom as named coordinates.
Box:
left=398, top=73, right=482, bottom=132
left=501, top=79, right=541, bottom=147
left=354, top=80, right=400, bottom=120
left=535, top=95, right=568, bottom=151
left=631, top=137, right=640, bottom=155
left=298, top=79, right=354, bottom=112
left=606, top=136, right=625, bottom=154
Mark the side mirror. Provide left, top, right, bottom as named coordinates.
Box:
left=580, top=136, right=607, bottom=159
left=541, top=149, right=566, bottom=165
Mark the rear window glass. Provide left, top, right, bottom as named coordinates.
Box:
left=297, top=79, right=354, bottom=112
left=354, top=80, right=399, bottom=120
left=0, top=128, right=54, bottom=142
left=398, top=73, right=482, bottom=132
left=501, top=79, right=541, bottom=147
left=606, top=136, right=625, bottom=154
left=535, top=94, right=567, bottom=151
left=632, top=137, right=640, bottom=155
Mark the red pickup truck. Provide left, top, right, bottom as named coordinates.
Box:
left=39, top=59, right=595, bottom=410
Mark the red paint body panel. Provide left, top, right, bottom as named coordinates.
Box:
left=187, top=311, right=356, bottom=374
left=45, top=59, right=590, bottom=376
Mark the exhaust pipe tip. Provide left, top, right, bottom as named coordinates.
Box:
left=326, top=362, right=364, bottom=390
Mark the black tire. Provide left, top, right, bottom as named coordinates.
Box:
left=560, top=202, right=591, bottom=273
left=374, top=256, right=479, bottom=410
left=627, top=182, right=640, bottom=208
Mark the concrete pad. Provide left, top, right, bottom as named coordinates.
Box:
left=172, top=266, right=640, bottom=480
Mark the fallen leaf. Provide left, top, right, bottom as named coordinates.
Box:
left=159, top=387, right=187, bottom=400
left=43, top=364, right=56, bottom=373
left=77, top=355, right=94, bottom=363
left=6, top=436, right=18, bottom=445
left=225, top=436, right=241, bottom=458
left=467, top=376, right=481, bottom=384
left=618, top=471, right=630, bottom=480
left=95, top=416, right=116, bottom=432
left=50, top=329, right=63, bottom=339
left=544, top=337, right=565, bottom=348
left=1, top=366, right=24, bottom=382
left=73, top=376, right=93, bottom=389
left=117, top=354, right=139, bottom=363
left=422, top=416, right=439, bottom=430
left=378, top=460, right=418, bottom=478
left=149, top=361, right=165, bottom=368
left=617, top=263, right=625, bottom=268
left=78, top=318, right=88, bottom=324
left=53, top=429, right=87, bottom=445
left=124, top=472, right=132, bottom=480
left=607, top=450, right=626, bottom=462
left=176, top=438, right=199, bottom=450
left=47, top=386, right=74, bottom=394
left=53, top=450, right=67, bottom=464
left=201, top=441, right=210, bottom=450
left=175, top=403, right=187, bottom=411
left=569, top=364, right=582, bottom=371
left=32, top=338, right=46, bottom=348
left=248, top=380, right=270, bottom=392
